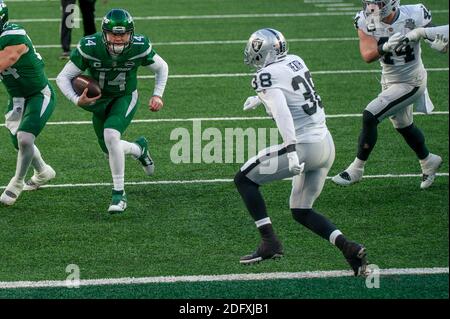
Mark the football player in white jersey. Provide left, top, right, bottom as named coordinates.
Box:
left=235, top=28, right=367, bottom=276
left=332, top=0, right=443, bottom=189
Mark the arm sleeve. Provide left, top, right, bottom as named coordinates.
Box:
left=425, top=25, right=449, bottom=40
left=257, top=88, right=297, bottom=146
left=56, top=61, right=84, bottom=105
left=145, top=53, right=169, bottom=97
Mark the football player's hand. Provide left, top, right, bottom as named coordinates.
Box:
left=405, top=27, right=426, bottom=42
left=430, top=34, right=449, bottom=53
left=287, top=151, right=304, bottom=175
left=395, top=28, right=426, bottom=52
left=77, top=88, right=101, bottom=106
left=149, top=95, right=164, bottom=112
left=243, top=95, right=262, bottom=111
left=383, top=32, right=404, bottom=53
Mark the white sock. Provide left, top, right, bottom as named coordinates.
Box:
left=329, top=230, right=343, bottom=245
left=255, top=217, right=272, bottom=228
left=104, top=129, right=125, bottom=191
left=121, top=140, right=141, bottom=158
left=352, top=157, right=366, bottom=170
left=14, top=132, right=36, bottom=184
left=31, top=145, right=46, bottom=174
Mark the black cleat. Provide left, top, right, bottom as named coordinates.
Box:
left=240, top=239, right=283, bottom=265
left=342, top=241, right=368, bottom=277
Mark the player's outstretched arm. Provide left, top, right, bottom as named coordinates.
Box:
left=0, top=44, right=28, bottom=72
left=146, top=53, right=169, bottom=112
left=424, top=25, right=449, bottom=41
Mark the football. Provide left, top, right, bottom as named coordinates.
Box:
left=71, top=75, right=102, bottom=98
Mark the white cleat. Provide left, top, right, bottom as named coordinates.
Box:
left=108, top=191, right=127, bottom=214
left=331, top=166, right=364, bottom=186
left=23, top=165, right=56, bottom=191
left=0, top=179, right=24, bottom=206
left=420, top=154, right=442, bottom=189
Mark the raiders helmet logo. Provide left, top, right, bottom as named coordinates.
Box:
left=252, top=38, right=264, bottom=52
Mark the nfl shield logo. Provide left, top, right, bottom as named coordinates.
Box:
left=405, top=19, right=416, bottom=30
left=252, top=39, right=264, bottom=53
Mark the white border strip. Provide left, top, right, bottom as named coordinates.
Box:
left=1, top=111, right=448, bottom=128
left=1, top=173, right=448, bottom=190
left=0, top=267, right=447, bottom=289
left=34, top=37, right=359, bottom=49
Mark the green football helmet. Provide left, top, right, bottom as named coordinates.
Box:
left=0, top=0, right=8, bottom=33
left=101, top=8, right=134, bottom=55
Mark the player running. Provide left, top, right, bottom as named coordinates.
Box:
left=0, top=0, right=56, bottom=206
left=56, top=8, right=168, bottom=213
left=332, top=0, right=442, bottom=189
left=235, top=28, right=368, bottom=276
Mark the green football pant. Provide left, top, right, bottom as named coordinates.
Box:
left=5, top=84, right=56, bottom=150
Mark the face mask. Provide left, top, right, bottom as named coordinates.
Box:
left=364, top=4, right=383, bottom=32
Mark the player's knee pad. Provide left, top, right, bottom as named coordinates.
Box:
left=362, top=110, right=378, bottom=128
left=234, top=170, right=258, bottom=189
left=103, top=128, right=121, bottom=150
left=16, top=131, right=35, bottom=150
left=396, top=123, right=424, bottom=141
left=396, top=123, right=413, bottom=134
left=291, top=208, right=312, bottom=225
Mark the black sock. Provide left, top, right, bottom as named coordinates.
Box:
left=357, top=110, right=379, bottom=161
left=335, top=234, right=348, bottom=252
left=258, top=224, right=278, bottom=242
left=234, top=171, right=268, bottom=222
left=291, top=208, right=338, bottom=241
left=396, top=124, right=429, bottom=160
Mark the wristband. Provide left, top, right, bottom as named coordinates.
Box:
left=377, top=43, right=387, bottom=56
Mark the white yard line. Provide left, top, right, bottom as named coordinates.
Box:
left=1, top=111, right=448, bottom=128
left=0, top=267, right=447, bottom=289
left=1, top=173, right=448, bottom=190
left=45, top=68, right=449, bottom=81
left=34, top=37, right=360, bottom=48
left=9, top=10, right=449, bottom=23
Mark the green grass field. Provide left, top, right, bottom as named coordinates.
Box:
left=0, top=0, right=448, bottom=300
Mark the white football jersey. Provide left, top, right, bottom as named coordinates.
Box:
left=252, top=54, right=327, bottom=143
left=355, top=4, right=432, bottom=84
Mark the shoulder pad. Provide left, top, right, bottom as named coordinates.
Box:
left=0, top=23, right=26, bottom=37
left=401, top=4, right=432, bottom=27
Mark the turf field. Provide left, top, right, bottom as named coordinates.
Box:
left=0, top=0, right=448, bottom=300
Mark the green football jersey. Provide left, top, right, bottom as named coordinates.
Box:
left=70, top=32, right=156, bottom=98
left=0, top=23, right=48, bottom=97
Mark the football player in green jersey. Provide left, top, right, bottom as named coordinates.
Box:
left=0, top=1, right=56, bottom=206
left=56, top=8, right=168, bottom=213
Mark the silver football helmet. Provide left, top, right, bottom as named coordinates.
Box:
left=244, top=28, right=288, bottom=70
left=362, top=0, right=400, bottom=19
